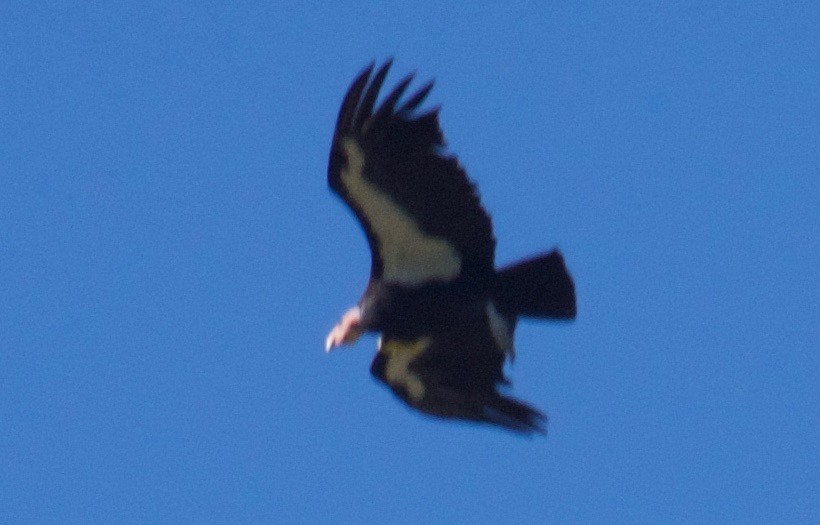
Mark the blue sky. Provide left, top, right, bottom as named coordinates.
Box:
left=1, top=2, right=817, bottom=523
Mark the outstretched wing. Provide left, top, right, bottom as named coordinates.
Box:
left=328, top=61, right=496, bottom=286
left=369, top=326, right=545, bottom=434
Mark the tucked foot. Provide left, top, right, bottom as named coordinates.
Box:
left=325, top=307, right=363, bottom=352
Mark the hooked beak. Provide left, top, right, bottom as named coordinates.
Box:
left=324, top=306, right=363, bottom=352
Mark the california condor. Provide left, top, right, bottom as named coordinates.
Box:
left=325, top=61, right=576, bottom=434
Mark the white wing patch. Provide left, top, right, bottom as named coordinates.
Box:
left=341, top=138, right=462, bottom=286
left=378, top=336, right=430, bottom=402
left=486, top=301, right=514, bottom=359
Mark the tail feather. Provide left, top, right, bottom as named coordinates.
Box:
left=494, top=250, right=576, bottom=319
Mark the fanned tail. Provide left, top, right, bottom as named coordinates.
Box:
left=494, top=250, right=576, bottom=319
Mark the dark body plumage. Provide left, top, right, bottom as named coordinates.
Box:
left=327, top=61, right=575, bottom=434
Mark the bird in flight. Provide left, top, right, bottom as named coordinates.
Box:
left=325, top=60, right=576, bottom=434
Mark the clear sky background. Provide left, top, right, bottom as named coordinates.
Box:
left=1, top=3, right=817, bottom=523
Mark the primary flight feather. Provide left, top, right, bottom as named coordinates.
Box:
left=325, top=60, right=575, bottom=434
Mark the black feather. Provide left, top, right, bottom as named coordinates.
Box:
left=334, top=62, right=372, bottom=139
left=399, top=81, right=434, bottom=113
left=353, top=60, right=391, bottom=131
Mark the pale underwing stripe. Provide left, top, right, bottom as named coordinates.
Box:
left=341, top=138, right=462, bottom=286
left=379, top=336, right=430, bottom=401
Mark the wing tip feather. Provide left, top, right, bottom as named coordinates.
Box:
left=334, top=61, right=376, bottom=138
left=335, top=60, right=441, bottom=142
